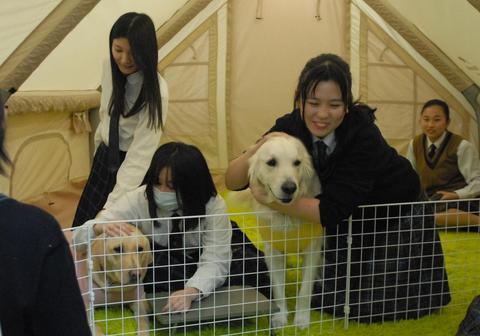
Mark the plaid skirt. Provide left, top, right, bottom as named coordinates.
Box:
left=312, top=203, right=451, bottom=322
left=457, top=295, right=480, bottom=336
left=433, top=199, right=480, bottom=213
left=71, top=143, right=126, bottom=227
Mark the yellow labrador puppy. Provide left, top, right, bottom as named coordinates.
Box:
left=79, top=224, right=153, bottom=336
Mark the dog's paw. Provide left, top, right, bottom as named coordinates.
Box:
left=271, top=311, right=289, bottom=329
left=293, top=311, right=311, bottom=329
left=94, top=325, right=105, bottom=336
left=136, top=321, right=151, bottom=336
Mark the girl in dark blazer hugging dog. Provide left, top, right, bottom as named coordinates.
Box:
left=226, top=53, right=451, bottom=322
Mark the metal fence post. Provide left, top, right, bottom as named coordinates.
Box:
left=344, top=215, right=353, bottom=329
left=87, top=224, right=96, bottom=335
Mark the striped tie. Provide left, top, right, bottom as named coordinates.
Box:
left=428, top=144, right=436, bottom=159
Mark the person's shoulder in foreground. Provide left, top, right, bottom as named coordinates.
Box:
left=0, top=196, right=91, bottom=336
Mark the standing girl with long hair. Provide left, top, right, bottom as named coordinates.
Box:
left=72, top=12, right=168, bottom=227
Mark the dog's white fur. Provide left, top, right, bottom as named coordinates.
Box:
left=247, top=135, right=323, bottom=329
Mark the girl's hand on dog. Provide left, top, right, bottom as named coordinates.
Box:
left=250, top=180, right=270, bottom=205
left=93, top=222, right=136, bottom=237
left=435, top=190, right=459, bottom=200
left=162, top=287, right=200, bottom=313
left=247, top=132, right=290, bottom=157
left=256, top=132, right=290, bottom=148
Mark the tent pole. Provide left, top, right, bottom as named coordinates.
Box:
left=463, top=85, right=480, bottom=150
left=0, top=88, right=16, bottom=108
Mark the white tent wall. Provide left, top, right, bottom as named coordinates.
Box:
left=1, top=0, right=480, bottom=227
left=0, top=0, right=191, bottom=203
left=157, top=0, right=229, bottom=174
left=349, top=1, right=478, bottom=155
left=15, top=0, right=190, bottom=91
left=228, top=0, right=479, bottom=156
left=386, top=0, right=480, bottom=88
left=354, top=0, right=480, bottom=150
left=228, top=0, right=347, bottom=156
left=1, top=91, right=99, bottom=201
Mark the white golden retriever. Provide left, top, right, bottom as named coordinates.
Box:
left=247, top=135, right=323, bottom=329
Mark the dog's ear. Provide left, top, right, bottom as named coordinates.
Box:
left=143, top=239, right=153, bottom=265
left=297, top=140, right=317, bottom=191
left=91, top=234, right=106, bottom=272
left=247, top=150, right=260, bottom=184
left=91, top=234, right=106, bottom=255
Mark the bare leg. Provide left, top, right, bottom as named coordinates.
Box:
left=435, top=209, right=480, bottom=228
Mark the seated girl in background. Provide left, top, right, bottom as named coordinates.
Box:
left=74, top=142, right=268, bottom=312
left=406, top=99, right=480, bottom=230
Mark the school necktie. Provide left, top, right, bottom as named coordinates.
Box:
left=316, top=140, right=328, bottom=170
left=108, top=110, right=120, bottom=172
left=428, top=144, right=436, bottom=159
left=169, top=212, right=183, bottom=250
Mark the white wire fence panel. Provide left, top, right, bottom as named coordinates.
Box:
left=340, top=199, right=479, bottom=332
left=64, top=229, right=96, bottom=332
left=64, top=200, right=479, bottom=335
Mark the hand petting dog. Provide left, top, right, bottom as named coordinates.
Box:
left=93, top=222, right=136, bottom=237
left=162, top=287, right=200, bottom=313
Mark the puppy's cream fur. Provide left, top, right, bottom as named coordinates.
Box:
left=69, top=224, right=153, bottom=336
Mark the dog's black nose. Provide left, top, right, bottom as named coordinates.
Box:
left=129, top=272, right=139, bottom=283
left=281, top=181, right=297, bottom=195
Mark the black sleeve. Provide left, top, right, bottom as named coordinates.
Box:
left=31, top=231, right=91, bottom=336
left=319, top=124, right=393, bottom=228
left=267, top=110, right=300, bottom=134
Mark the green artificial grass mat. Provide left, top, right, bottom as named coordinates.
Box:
left=93, top=230, right=479, bottom=335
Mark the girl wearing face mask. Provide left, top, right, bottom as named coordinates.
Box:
left=72, top=12, right=168, bottom=227
left=74, top=142, right=269, bottom=313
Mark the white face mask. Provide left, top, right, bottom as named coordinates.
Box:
left=153, top=189, right=179, bottom=212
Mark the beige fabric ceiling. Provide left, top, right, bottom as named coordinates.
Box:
left=229, top=0, right=347, bottom=155
left=387, top=0, right=480, bottom=89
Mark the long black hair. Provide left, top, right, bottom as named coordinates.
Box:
left=109, top=12, right=163, bottom=129
left=0, top=104, right=10, bottom=176
left=142, top=142, right=217, bottom=230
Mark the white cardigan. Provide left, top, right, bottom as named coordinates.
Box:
left=95, top=59, right=169, bottom=209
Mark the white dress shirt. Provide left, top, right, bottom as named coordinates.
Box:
left=73, top=185, right=232, bottom=297
left=406, top=132, right=480, bottom=198
left=312, top=131, right=336, bottom=159
left=94, top=59, right=169, bottom=208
